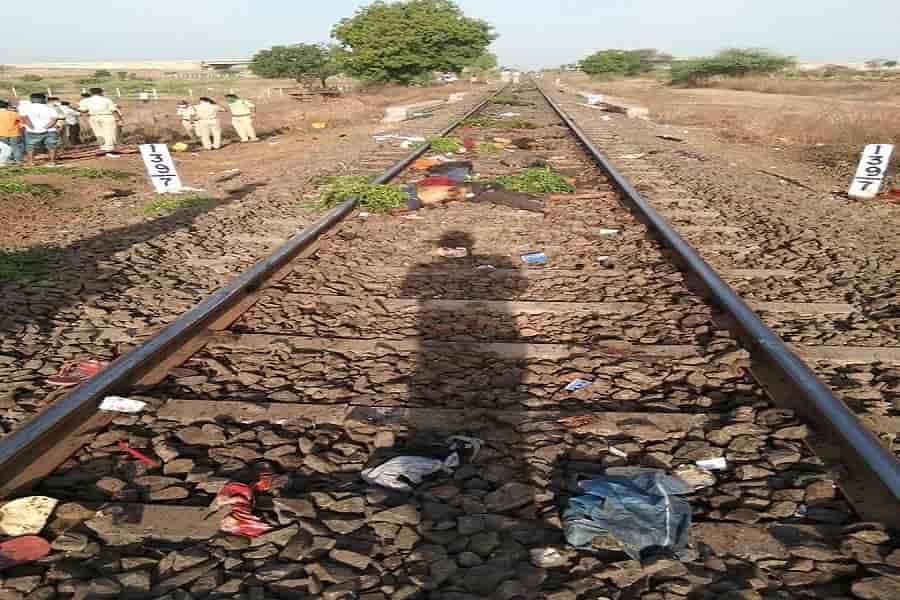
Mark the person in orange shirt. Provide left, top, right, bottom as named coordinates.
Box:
left=0, top=99, right=29, bottom=164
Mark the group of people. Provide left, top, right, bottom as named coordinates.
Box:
left=0, top=87, right=259, bottom=166
left=176, top=94, right=259, bottom=150
left=0, top=87, right=123, bottom=166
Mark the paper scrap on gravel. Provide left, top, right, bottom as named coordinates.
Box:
left=100, top=396, right=147, bottom=413
left=0, top=496, right=58, bottom=536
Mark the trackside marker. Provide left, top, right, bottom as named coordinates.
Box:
left=139, top=144, right=183, bottom=194
left=849, top=144, right=894, bottom=200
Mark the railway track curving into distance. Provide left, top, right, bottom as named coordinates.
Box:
left=1, top=82, right=898, bottom=600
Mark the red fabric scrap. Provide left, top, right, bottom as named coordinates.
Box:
left=418, top=175, right=457, bottom=187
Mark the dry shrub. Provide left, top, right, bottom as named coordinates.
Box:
left=706, top=77, right=900, bottom=102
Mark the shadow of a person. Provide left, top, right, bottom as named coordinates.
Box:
left=360, top=229, right=552, bottom=598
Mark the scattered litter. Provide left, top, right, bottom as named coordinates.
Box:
left=0, top=536, right=51, bottom=571
left=413, top=157, right=442, bottom=170
left=0, top=497, right=58, bottom=537
left=435, top=247, right=469, bottom=258
left=426, top=161, right=473, bottom=183
left=418, top=175, right=458, bottom=187
left=268, top=142, right=280, bottom=146
left=373, top=133, right=426, bottom=144
left=601, top=116, right=613, bottom=121
left=117, top=441, right=159, bottom=467
left=171, top=142, right=189, bottom=152
left=498, top=112, right=522, bottom=118
left=46, top=360, right=109, bottom=387
left=619, top=153, right=645, bottom=160
left=596, top=256, right=610, bottom=263
left=586, top=94, right=605, bottom=106
left=530, top=547, right=568, bottom=568
left=362, top=454, right=460, bottom=492
left=563, top=470, right=692, bottom=560
left=609, top=447, right=628, bottom=459
left=673, top=149, right=708, bottom=161
left=656, top=135, right=684, bottom=142
left=521, top=252, right=549, bottom=265
left=696, top=457, right=728, bottom=471
left=358, top=211, right=371, bottom=218
left=447, top=435, right=483, bottom=462
left=476, top=264, right=496, bottom=271
left=597, top=229, right=620, bottom=236
left=565, top=379, right=593, bottom=392
left=311, top=122, right=328, bottom=129
left=211, top=481, right=273, bottom=538
left=99, top=396, right=147, bottom=414
left=224, top=168, right=241, bottom=173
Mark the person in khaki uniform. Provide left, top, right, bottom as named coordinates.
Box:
left=192, top=97, right=223, bottom=150
left=176, top=100, right=196, bottom=140
left=225, top=94, right=258, bottom=142
left=77, top=88, right=123, bottom=156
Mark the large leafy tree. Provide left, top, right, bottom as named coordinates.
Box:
left=580, top=50, right=653, bottom=78
left=250, top=43, right=342, bottom=87
left=332, top=0, right=496, bottom=83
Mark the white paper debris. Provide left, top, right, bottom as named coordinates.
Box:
left=598, top=229, right=621, bottom=236
left=609, top=447, right=628, bottom=458
left=565, top=379, right=593, bottom=392
left=99, top=396, right=148, bottom=414
left=696, top=457, right=727, bottom=471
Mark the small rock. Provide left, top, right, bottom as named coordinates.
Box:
left=458, top=551, right=484, bottom=567
left=371, top=504, right=420, bottom=525
left=330, top=549, right=371, bottom=571
left=530, top=547, right=569, bottom=568
left=484, top=483, right=535, bottom=512
left=280, top=530, right=315, bottom=561
left=851, top=576, right=900, bottom=599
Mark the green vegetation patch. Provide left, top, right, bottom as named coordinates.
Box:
left=669, top=48, right=795, bottom=86
left=142, top=195, right=218, bottom=215
left=0, top=180, right=60, bottom=198
left=0, top=167, right=131, bottom=180
left=313, top=175, right=409, bottom=212
left=489, top=95, right=534, bottom=107
left=427, top=137, right=463, bottom=154
left=464, top=116, right=537, bottom=130
left=494, top=168, right=576, bottom=194
left=474, top=142, right=500, bottom=153
left=0, top=247, right=58, bottom=282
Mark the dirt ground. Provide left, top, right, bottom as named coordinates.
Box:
left=557, top=74, right=900, bottom=172
left=0, top=81, right=483, bottom=250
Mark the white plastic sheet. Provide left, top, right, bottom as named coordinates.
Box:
left=361, top=453, right=460, bottom=492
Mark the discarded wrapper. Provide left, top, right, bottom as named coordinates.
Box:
left=0, top=497, right=58, bottom=537
left=609, top=447, right=628, bottom=458
left=597, top=229, right=620, bottom=236
left=565, top=379, right=593, bottom=392
left=695, top=457, right=727, bottom=471
left=0, top=536, right=51, bottom=571
left=435, top=247, right=468, bottom=258
left=521, top=252, right=548, bottom=265
left=362, top=453, right=460, bottom=492
left=211, top=481, right=273, bottom=538
left=99, top=396, right=147, bottom=414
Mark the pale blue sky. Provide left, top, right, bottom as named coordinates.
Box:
left=4, top=0, right=899, bottom=67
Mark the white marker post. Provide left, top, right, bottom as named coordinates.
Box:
left=849, top=144, right=895, bottom=200
left=139, top=144, right=183, bottom=194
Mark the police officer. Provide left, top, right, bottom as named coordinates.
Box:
left=225, top=94, right=258, bottom=143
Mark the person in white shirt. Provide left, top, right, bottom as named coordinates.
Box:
left=19, top=93, right=61, bottom=166
left=59, top=101, right=82, bottom=147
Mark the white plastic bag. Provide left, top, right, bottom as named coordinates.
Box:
left=361, top=453, right=460, bottom=492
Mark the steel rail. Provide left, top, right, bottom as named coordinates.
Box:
left=0, top=87, right=502, bottom=496
left=536, top=82, right=900, bottom=526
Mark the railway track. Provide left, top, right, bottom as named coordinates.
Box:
left=1, top=83, right=899, bottom=599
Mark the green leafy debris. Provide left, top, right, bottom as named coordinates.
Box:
left=312, top=175, right=409, bottom=212
left=0, top=167, right=131, bottom=180
left=0, top=180, right=61, bottom=197
left=464, top=116, right=537, bottom=130
left=0, top=247, right=58, bottom=282
left=494, top=168, right=576, bottom=194
left=427, top=137, right=463, bottom=154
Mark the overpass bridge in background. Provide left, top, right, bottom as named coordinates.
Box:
left=201, top=58, right=252, bottom=71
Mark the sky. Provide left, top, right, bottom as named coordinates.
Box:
left=4, top=0, right=899, bottom=68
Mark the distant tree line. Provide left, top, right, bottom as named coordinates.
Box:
left=249, top=0, right=497, bottom=86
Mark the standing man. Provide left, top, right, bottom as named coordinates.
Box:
left=78, top=87, right=123, bottom=157
left=192, top=97, right=223, bottom=150
left=19, top=94, right=61, bottom=166
left=0, top=100, right=29, bottom=165
left=59, top=102, right=81, bottom=147
left=225, top=94, right=258, bottom=143
left=176, top=100, right=196, bottom=140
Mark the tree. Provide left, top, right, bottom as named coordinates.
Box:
left=332, top=0, right=496, bottom=83
left=865, top=59, right=885, bottom=69
left=580, top=50, right=650, bottom=78
left=885, top=60, right=898, bottom=68
left=670, top=48, right=795, bottom=86
left=93, top=69, right=112, bottom=78
left=468, top=51, right=498, bottom=75
left=250, top=43, right=342, bottom=87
